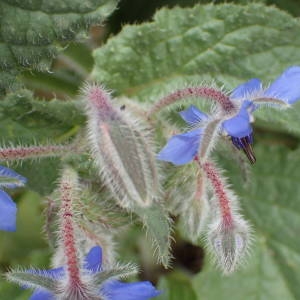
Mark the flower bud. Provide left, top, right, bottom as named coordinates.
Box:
left=83, top=83, right=160, bottom=208
left=207, top=216, right=251, bottom=274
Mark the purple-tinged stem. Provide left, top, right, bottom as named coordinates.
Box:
left=0, top=144, right=71, bottom=161
left=59, top=172, right=84, bottom=293
left=201, top=161, right=233, bottom=225
left=148, top=87, right=236, bottom=117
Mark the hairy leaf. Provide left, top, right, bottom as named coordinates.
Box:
left=0, top=0, right=118, bottom=94
left=0, top=90, right=84, bottom=143
left=134, top=204, right=172, bottom=268
left=93, top=3, right=300, bottom=136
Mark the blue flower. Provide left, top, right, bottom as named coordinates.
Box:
left=0, top=166, right=26, bottom=231
left=158, top=66, right=300, bottom=165
left=28, top=246, right=161, bottom=300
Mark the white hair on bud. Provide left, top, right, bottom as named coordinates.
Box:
left=82, top=82, right=161, bottom=209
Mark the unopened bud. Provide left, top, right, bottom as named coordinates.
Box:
left=83, top=83, right=160, bottom=208
left=207, top=216, right=251, bottom=274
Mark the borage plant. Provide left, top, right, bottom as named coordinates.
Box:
left=1, top=1, right=300, bottom=300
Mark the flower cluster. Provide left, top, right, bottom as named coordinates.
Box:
left=2, top=65, right=300, bottom=298
left=25, top=246, right=160, bottom=300
left=158, top=66, right=300, bottom=165
left=156, top=66, right=300, bottom=273
left=7, top=167, right=160, bottom=299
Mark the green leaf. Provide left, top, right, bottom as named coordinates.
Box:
left=193, top=145, right=300, bottom=299
left=0, top=89, right=84, bottom=143
left=193, top=239, right=295, bottom=299
left=157, top=271, right=197, bottom=300
left=134, top=204, right=172, bottom=268
left=92, top=3, right=300, bottom=135
left=21, top=42, right=94, bottom=98
left=0, top=0, right=118, bottom=94
left=14, top=159, right=60, bottom=195
left=255, top=102, right=300, bottom=137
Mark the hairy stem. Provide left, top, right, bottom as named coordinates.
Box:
left=0, top=144, right=72, bottom=161
left=148, top=87, right=236, bottom=117
left=201, top=161, right=233, bottom=224
left=59, top=169, right=83, bottom=291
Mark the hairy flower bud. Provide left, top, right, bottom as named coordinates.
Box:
left=83, top=83, right=160, bottom=208
left=207, top=216, right=251, bottom=274
left=202, top=161, right=251, bottom=273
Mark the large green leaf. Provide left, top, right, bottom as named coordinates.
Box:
left=193, top=241, right=295, bottom=299
left=92, top=3, right=300, bottom=135
left=0, top=0, right=118, bottom=94
left=255, top=102, right=300, bottom=136
left=193, top=145, right=300, bottom=299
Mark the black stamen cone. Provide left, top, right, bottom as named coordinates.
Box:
left=231, top=135, right=256, bottom=164
left=241, top=139, right=256, bottom=164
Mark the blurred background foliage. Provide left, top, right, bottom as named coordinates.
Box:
left=1, top=0, right=300, bottom=299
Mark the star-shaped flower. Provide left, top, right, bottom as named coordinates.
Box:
left=0, top=165, right=26, bottom=231
left=158, top=66, right=300, bottom=165
left=25, top=246, right=161, bottom=300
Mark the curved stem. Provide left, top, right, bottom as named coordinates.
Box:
left=148, top=86, right=236, bottom=117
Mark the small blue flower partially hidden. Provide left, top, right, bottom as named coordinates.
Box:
left=0, top=166, right=26, bottom=231
left=27, top=246, right=161, bottom=300
left=158, top=66, right=300, bottom=165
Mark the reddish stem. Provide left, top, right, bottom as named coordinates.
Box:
left=0, top=145, right=69, bottom=161
left=148, top=87, right=235, bottom=116
left=202, top=161, right=233, bottom=225
left=60, top=179, right=83, bottom=290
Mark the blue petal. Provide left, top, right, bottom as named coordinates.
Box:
left=157, top=128, right=202, bottom=165
left=231, top=78, right=262, bottom=99
left=84, top=246, right=102, bottom=273
left=101, top=280, right=161, bottom=300
left=179, top=105, right=208, bottom=125
left=222, top=101, right=253, bottom=138
left=264, top=66, right=300, bottom=104
left=30, top=289, right=55, bottom=300
left=0, top=166, right=27, bottom=189
left=42, top=267, right=64, bottom=278
left=0, top=190, right=16, bottom=231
